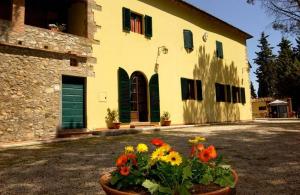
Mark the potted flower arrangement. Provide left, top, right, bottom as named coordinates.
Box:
left=105, top=108, right=121, bottom=129
left=100, top=137, right=237, bottom=195
left=160, top=111, right=171, bottom=126
left=48, top=23, right=66, bottom=32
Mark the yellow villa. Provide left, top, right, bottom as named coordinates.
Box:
left=0, top=0, right=252, bottom=142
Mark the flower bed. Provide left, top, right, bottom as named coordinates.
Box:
left=100, top=137, right=237, bottom=195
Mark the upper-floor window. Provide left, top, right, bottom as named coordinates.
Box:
left=181, top=78, right=202, bottom=101
left=25, top=0, right=87, bottom=37
left=216, top=41, right=224, bottom=59
left=0, top=0, right=12, bottom=21
left=122, top=7, right=152, bottom=38
left=259, top=106, right=267, bottom=111
left=183, top=30, right=194, bottom=51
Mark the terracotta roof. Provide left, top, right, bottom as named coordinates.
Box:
left=173, top=0, right=253, bottom=39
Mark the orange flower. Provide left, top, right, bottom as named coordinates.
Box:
left=197, top=144, right=205, bottom=152
left=120, top=166, right=130, bottom=176
left=207, top=145, right=217, bottom=159
left=198, top=149, right=211, bottom=162
left=116, top=154, right=128, bottom=167
left=151, top=138, right=165, bottom=147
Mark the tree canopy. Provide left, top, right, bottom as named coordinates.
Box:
left=247, top=0, right=300, bottom=35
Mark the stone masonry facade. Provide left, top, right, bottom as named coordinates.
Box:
left=0, top=0, right=100, bottom=143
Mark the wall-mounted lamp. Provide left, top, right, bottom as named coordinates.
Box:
left=158, top=46, right=168, bottom=55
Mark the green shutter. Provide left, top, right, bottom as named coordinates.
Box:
left=122, top=7, right=131, bottom=32
left=183, top=30, right=193, bottom=50
left=226, top=85, right=232, bottom=103
left=118, top=67, right=131, bottom=123
left=241, top=88, right=246, bottom=104
left=144, top=15, right=152, bottom=38
left=216, top=41, right=223, bottom=59
left=196, top=80, right=203, bottom=101
left=181, top=78, right=189, bottom=100
left=149, top=74, right=160, bottom=122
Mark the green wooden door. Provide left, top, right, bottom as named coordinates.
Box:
left=62, top=76, right=85, bottom=129
left=149, top=74, right=160, bottom=122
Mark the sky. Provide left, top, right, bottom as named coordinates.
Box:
left=185, top=0, right=297, bottom=92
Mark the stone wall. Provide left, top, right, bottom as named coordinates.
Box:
left=0, top=45, right=94, bottom=143
left=0, top=19, right=93, bottom=56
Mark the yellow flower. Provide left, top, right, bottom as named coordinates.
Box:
left=125, top=146, right=134, bottom=154
left=136, top=143, right=148, bottom=153
left=151, top=148, right=165, bottom=161
left=188, top=136, right=206, bottom=144
left=166, top=151, right=182, bottom=166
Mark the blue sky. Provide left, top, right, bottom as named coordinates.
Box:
left=185, top=0, right=296, bottom=92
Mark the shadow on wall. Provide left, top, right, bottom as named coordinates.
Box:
left=183, top=45, right=241, bottom=124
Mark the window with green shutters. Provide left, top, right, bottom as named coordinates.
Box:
left=216, top=41, right=224, bottom=59
left=181, top=78, right=202, bottom=101
left=183, top=30, right=193, bottom=51
left=122, top=7, right=153, bottom=38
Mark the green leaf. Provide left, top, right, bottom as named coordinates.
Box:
left=200, top=172, right=213, bottom=185
left=214, top=175, right=235, bottom=188
left=142, top=179, right=160, bottom=194
left=110, top=174, right=121, bottom=186
left=182, top=166, right=192, bottom=180
left=215, top=154, right=223, bottom=165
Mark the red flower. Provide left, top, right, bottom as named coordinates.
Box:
left=120, top=166, right=130, bottom=176
left=207, top=145, right=217, bottom=159
left=127, top=153, right=137, bottom=166
left=116, top=154, right=128, bottom=167
left=151, top=138, right=165, bottom=147
left=198, top=149, right=211, bottom=162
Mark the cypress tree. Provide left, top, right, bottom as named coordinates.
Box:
left=254, top=32, right=277, bottom=97
left=276, top=37, right=295, bottom=97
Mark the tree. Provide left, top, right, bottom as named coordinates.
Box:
left=293, top=37, right=300, bottom=60
left=250, top=82, right=257, bottom=98
left=247, top=0, right=300, bottom=35
left=276, top=37, right=295, bottom=97
left=254, top=32, right=277, bottom=97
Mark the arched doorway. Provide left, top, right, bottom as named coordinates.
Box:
left=130, top=72, right=148, bottom=122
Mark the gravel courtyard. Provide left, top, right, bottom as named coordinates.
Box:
left=0, top=121, right=299, bottom=194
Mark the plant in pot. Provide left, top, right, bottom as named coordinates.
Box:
left=48, top=23, right=66, bottom=32
left=100, top=137, right=237, bottom=195
left=105, top=108, right=121, bottom=129
left=161, top=111, right=171, bottom=126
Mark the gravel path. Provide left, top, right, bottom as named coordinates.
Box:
left=0, top=121, right=299, bottom=194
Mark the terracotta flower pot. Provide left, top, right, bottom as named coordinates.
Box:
left=161, top=120, right=171, bottom=126
left=99, top=170, right=238, bottom=195
left=113, top=122, right=121, bottom=129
